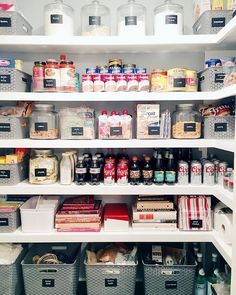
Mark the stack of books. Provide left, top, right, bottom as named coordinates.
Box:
left=132, top=196, right=177, bottom=231
left=55, top=196, right=102, bottom=232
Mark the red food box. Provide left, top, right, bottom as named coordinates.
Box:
left=104, top=203, right=130, bottom=232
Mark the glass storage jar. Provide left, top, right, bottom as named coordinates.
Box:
left=30, top=104, right=59, bottom=140
left=44, top=0, right=74, bottom=36
left=117, top=0, right=146, bottom=36
left=29, top=149, right=59, bottom=185
left=154, top=0, right=184, bottom=36
left=172, top=104, right=201, bottom=139
left=81, top=0, right=110, bottom=36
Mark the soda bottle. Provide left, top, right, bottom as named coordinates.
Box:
left=83, top=152, right=92, bottom=181
left=95, top=152, right=105, bottom=181
left=153, top=153, right=164, bottom=185
left=89, top=156, right=100, bottom=185
left=207, top=253, right=220, bottom=295
left=129, top=155, right=141, bottom=185
left=142, top=156, right=153, bottom=185
left=75, top=156, right=86, bottom=185
left=165, top=153, right=176, bottom=185
left=195, top=253, right=207, bottom=295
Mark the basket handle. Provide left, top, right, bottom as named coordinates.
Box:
left=22, top=77, right=28, bottom=83
left=102, top=269, right=120, bottom=275
left=39, top=268, right=58, bottom=273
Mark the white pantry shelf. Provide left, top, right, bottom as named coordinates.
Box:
left=0, top=85, right=236, bottom=102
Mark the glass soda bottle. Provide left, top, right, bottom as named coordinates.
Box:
left=129, top=155, right=141, bottom=185
left=165, top=153, right=176, bottom=185
left=75, top=156, right=86, bottom=185
left=153, top=153, right=164, bottom=185
left=142, top=156, right=153, bottom=185
left=89, top=156, right=100, bottom=185
left=195, top=253, right=207, bottom=295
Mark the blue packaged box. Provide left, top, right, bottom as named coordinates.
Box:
left=0, top=58, right=22, bottom=70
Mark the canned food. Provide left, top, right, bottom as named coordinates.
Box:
left=203, top=161, right=215, bottom=186
left=190, top=160, right=202, bottom=185
left=167, top=68, right=186, bottom=91
left=186, top=70, right=198, bottom=92
left=205, top=59, right=222, bottom=68
left=109, top=59, right=122, bottom=68
left=178, top=161, right=189, bottom=185
left=218, top=161, right=228, bottom=185
left=151, top=70, right=167, bottom=92
left=138, top=74, right=150, bottom=92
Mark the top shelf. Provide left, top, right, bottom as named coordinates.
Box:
left=0, top=18, right=236, bottom=54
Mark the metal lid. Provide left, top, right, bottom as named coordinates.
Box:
left=35, top=149, right=53, bottom=156
left=34, top=104, right=55, bottom=112
left=176, top=104, right=194, bottom=110
left=154, top=0, right=183, bottom=14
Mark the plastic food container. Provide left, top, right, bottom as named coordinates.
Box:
left=172, top=104, right=201, bottom=139
left=0, top=69, right=32, bottom=92
left=204, top=116, right=235, bottom=139
left=0, top=11, right=32, bottom=35
left=0, top=117, right=29, bottom=139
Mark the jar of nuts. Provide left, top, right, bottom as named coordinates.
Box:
left=172, top=104, right=201, bottom=139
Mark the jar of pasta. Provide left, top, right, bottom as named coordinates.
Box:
left=172, top=104, right=201, bottom=139
left=29, top=149, right=59, bottom=185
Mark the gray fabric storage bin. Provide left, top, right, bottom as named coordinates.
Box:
left=204, top=116, right=235, bottom=139
left=0, top=117, right=29, bottom=139
left=193, top=10, right=233, bottom=34
left=0, top=248, right=26, bottom=295
left=0, top=11, right=32, bottom=35
left=0, top=208, right=21, bottom=233
left=21, top=244, right=80, bottom=295
left=0, top=69, right=32, bottom=92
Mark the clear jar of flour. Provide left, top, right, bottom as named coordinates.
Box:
left=154, top=0, right=183, bottom=36
left=44, top=0, right=74, bottom=36
left=117, top=0, right=146, bottom=37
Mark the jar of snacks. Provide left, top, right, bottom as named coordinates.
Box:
left=172, top=104, right=201, bottom=139
left=29, top=149, right=59, bottom=185
left=30, top=104, right=59, bottom=139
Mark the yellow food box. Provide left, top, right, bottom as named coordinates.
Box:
left=212, top=0, right=224, bottom=10
left=0, top=156, right=6, bottom=164
left=5, top=154, right=19, bottom=164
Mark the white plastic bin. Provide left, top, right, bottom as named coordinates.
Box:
left=20, top=196, right=60, bottom=233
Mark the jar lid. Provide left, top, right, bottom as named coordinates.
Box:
left=176, top=104, right=194, bottom=110
left=34, top=104, right=55, bottom=112
left=35, top=149, right=53, bottom=156
left=154, top=0, right=183, bottom=13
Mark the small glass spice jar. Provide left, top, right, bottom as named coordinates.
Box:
left=30, top=104, right=59, bottom=140
left=172, top=104, right=201, bottom=139
left=29, top=149, right=59, bottom=185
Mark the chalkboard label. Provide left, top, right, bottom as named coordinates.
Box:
left=214, top=73, right=225, bottom=83
left=0, top=74, right=11, bottom=84
left=165, top=15, right=178, bottom=25
left=89, top=16, right=101, bottom=26
left=184, top=123, right=196, bottom=132
left=174, top=78, right=186, bottom=88
left=72, top=127, right=84, bottom=136
left=212, top=17, right=226, bottom=28
left=0, top=218, right=9, bottom=226
left=0, top=123, right=11, bottom=132
left=35, top=122, right=48, bottom=132
left=105, top=279, right=117, bottom=287
left=148, top=125, right=160, bottom=135
left=190, top=219, right=203, bottom=229
left=35, top=168, right=47, bottom=177
left=125, top=16, right=137, bottom=26
left=50, top=14, right=63, bottom=24
left=0, top=17, right=11, bottom=27
left=44, top=79, right=56, bottom=88
left=0, top=170, right=10, bottom=179
left=165, top=281, right=177, bottom=290
left=42, top=279, right=55, bottom=288
left=110, top=127, right=122, bottom=136
left=214, top=123, right=227, bottom=132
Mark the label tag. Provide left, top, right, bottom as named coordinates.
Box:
left=174, top=78, right=186, bottom=88
left=165, top=15, right=178, bottom=25
left=35, top=168, right=47, bottom=177
left=50, top=14, right=63, bottom=24
left=212, top=17, right=226, bottom=28
left=184, top=123, right=196, bottom=132
left=72, top=127, right=83, bottom=136
left=44, top=79, right=56, bottom=88
left=110, top=127, right=122, bottom=136
left=0, top=17, right=11, bottom=27
left=35, top=122, right=48, bottom=132
left=42, top=279, right=55, bottom=288
left=0, top=74, right=11, bottom=84
left=214, top=123, right=227, bottom=132
left=165, top=281, right=178, bottom=289
left=89, top=16, right=101, bottom=26
left=125, top=16, right=137, bottom=26
left=148, top=125, right=160, bottom=135
left=0, top=123, right=11, bottom=132
left=0, top=218, right=9, bottom=226
left=0, top=170, right=10, bottom=179
left=105, top=279, right=117, bottom=287
left=190, top=219, right=203, bottom=229
left=214, top=73, right=225, bottom=83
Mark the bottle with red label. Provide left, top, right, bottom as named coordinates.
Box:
left=104, top=157, right=116, bottom=185
left=89, top=156, right=101, bottom=185
left=129, top=155, right=141, bottom=185
left=117, top=159, right=129, bottom=185
left=60, top=54, right=76, bottom=92
left=75, top=156, right=86, bottom=185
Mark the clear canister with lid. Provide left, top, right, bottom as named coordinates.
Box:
left=29, top=149, right=59, bottom=185
left=81, top=0, right=110, bottom=36
left=172, top=104, right=201, bottom=139
left=44, top=0, right=74, bottom=36
left=154, top=0, right=184, bottom=36
left=117, top=0, right=146, bottom=36
left=30, top=104, right=59, bottom=140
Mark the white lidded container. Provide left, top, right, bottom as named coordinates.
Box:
left=20, top=196, right=60, bottom=233
left=44, top=0, right=74, bottom=36
left=154, top=0, right=184, bottom=36
left=81, top=0, right=110, bottom=36
left=117, top=0, right=146, bottom=36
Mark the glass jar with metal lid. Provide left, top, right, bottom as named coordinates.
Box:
left=172, top=104, right=201, bottom=139
left=30, top=104, right=59, bottom=140
left=154, top=0, right=184, bottom=36
left=29, top=149, right=59, bottom=185
left=81, top=0, right=110, bottom=36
